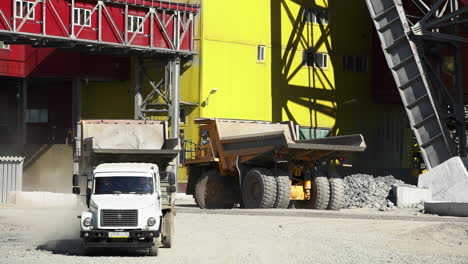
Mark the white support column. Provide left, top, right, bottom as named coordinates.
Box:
left=71, top=0, right=75, bottom=37
left=72, top=78, right=81, bottom=176
left=134, top=57, right=143, bottom=120
left=170, top=57, right=181, bottom=190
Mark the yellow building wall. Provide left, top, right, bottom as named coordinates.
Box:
left=199, top=0, right=336, bottom=129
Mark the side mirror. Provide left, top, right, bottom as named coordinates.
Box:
left=72, top=174, right=79, bottom=186
left=72, top=187, right=81, bottom=195
left=169, top=185, right=177, bottom=193
left=87, top=179, right=93, bottom=190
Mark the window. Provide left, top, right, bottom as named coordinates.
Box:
left=304, top=7, right=329, bottom=25
left=304, top=51, right=328, bottom=68
left=73, top=8, right=91, bottom=27
left=15, top=0, right=35, bottom=19
left=257, top=45, right=265, bottom=62
left=26, top=109, right=48, bottom=123
left=343, top=56, right=368, bottom=72
left=0, top=41, right=10, bottom=49
left=180, top=108, right=186, bottom=124
left=127, top=15, right=144, bottom=33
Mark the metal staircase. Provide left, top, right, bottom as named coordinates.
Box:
left=365, top=0, right=458, bottom=169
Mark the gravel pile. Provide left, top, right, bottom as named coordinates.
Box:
left=344, top=174, right=415, bottom=209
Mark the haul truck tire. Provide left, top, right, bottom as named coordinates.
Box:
left=242, top=168, right=277, bottom=208
left=298, top=169, right=330, bottom=209
left=328, top=175, right=345, bottom=210
left=195, top=170, right=234, bottom=209
left=274, top=171, right=291, bottom=209
left=161, top=210, right=174, bottom=248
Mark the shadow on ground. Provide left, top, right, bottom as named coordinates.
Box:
left=36, top=239, right=148, bottom=257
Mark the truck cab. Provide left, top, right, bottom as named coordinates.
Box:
left=80, top=163, right=163, bottom=255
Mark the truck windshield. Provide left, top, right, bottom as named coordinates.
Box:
left=94, top=177, right=154, bottom=195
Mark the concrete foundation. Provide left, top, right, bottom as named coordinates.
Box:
left=418, top=157, right=468, bottom=203
left=424, top=201, right=468, bottom=217
left=393, top=186, right=432, bottom=208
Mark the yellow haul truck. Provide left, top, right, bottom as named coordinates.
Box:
left=185, top=118, right=367, bottom=209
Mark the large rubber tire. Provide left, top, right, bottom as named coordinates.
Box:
left=328, top=176, right=345, bottom=210
left=274, top=171, right=291, bottom=209
left=194, top=170, right=234, bottom=209
left=161, top=211, right=174, bottom=248
left=242, top=168, right=277, bottom=208
left=298, top=171, right=330, bottom=210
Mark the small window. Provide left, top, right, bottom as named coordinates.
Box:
left=179, top=108, right=186, bottom=124
left=257, top=45, right=265, bottom=62
left=127, top=15, right=144, bottom=33
left=15, top=0, right=35, bottom=19
left=0, top=41, right=10, bottom=49
left=304, top=7, right=328, bottom=25
left=304, top=51, right=328, bottom=68
left=73, top=8, right=91, bottom=27
left=343, top=56, right=368, bottom=72
left=26, top=109, right=48, bottom=123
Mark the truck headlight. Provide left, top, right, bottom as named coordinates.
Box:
left=147, top=217, right=156, bottom=226
left=83, top=217, right=93, bottom=227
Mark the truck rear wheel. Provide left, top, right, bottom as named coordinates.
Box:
left=242, top=168, right=277, bottom=208
left=274, top=171, right=291, bottom=209
left=328, top=175, right=345, bottom=210
left=194, top=170, right=234, bottom=209
left=297, top=169, right=330, bottom=209
left=161, top=210, right=174, bottom=248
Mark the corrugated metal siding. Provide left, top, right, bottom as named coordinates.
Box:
left=0, top=156, right=24, bottom=203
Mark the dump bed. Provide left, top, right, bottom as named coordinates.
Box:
left=78, top=120, right=180, bottom=162
left=193, top=118, right=366, bottom=166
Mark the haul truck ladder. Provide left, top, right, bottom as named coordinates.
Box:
left=365, top=0, right=468, bottom=169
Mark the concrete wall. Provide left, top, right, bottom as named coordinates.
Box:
left=23, top=144, right=72, bottom=193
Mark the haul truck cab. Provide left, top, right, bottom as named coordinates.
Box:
left=80, top=163, right=163, bottom=256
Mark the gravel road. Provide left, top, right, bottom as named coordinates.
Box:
left=1, top=204, right=467, bottom=264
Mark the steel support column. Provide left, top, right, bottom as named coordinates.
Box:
left=454, top=44, right=466, bottom=156
left=134, top=57, right=144, bottom=120
left=21, top=79, right=27, bottom=144
left=72, top=77, right=81, bottom=176
left=169, top=56, right=181, bottom=190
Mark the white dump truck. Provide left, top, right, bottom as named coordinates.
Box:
left=72, top=120, right=179, bottom=256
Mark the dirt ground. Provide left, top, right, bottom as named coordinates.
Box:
left=0, top=201, right=467, bottom=264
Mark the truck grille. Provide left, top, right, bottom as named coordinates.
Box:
left=100, top=209, right=138, bottom=227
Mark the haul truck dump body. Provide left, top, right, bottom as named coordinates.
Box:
left=72, top=120, right=178, bottom=256
left=185, top=118, right=366, bottom=210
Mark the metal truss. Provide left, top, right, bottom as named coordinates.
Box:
left=366, top=0, right=468, bottom=168
left=402, top=0, right=468, bottom=158
left=0, top=0, right=198, bottom=55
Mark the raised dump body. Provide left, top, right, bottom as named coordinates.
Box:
left=185, top=118, right=366, bottom=210
left=72, top=120, right=179, bottom=255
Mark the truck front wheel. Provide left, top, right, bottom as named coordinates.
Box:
left=194, top=170, right=234, bottom=209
